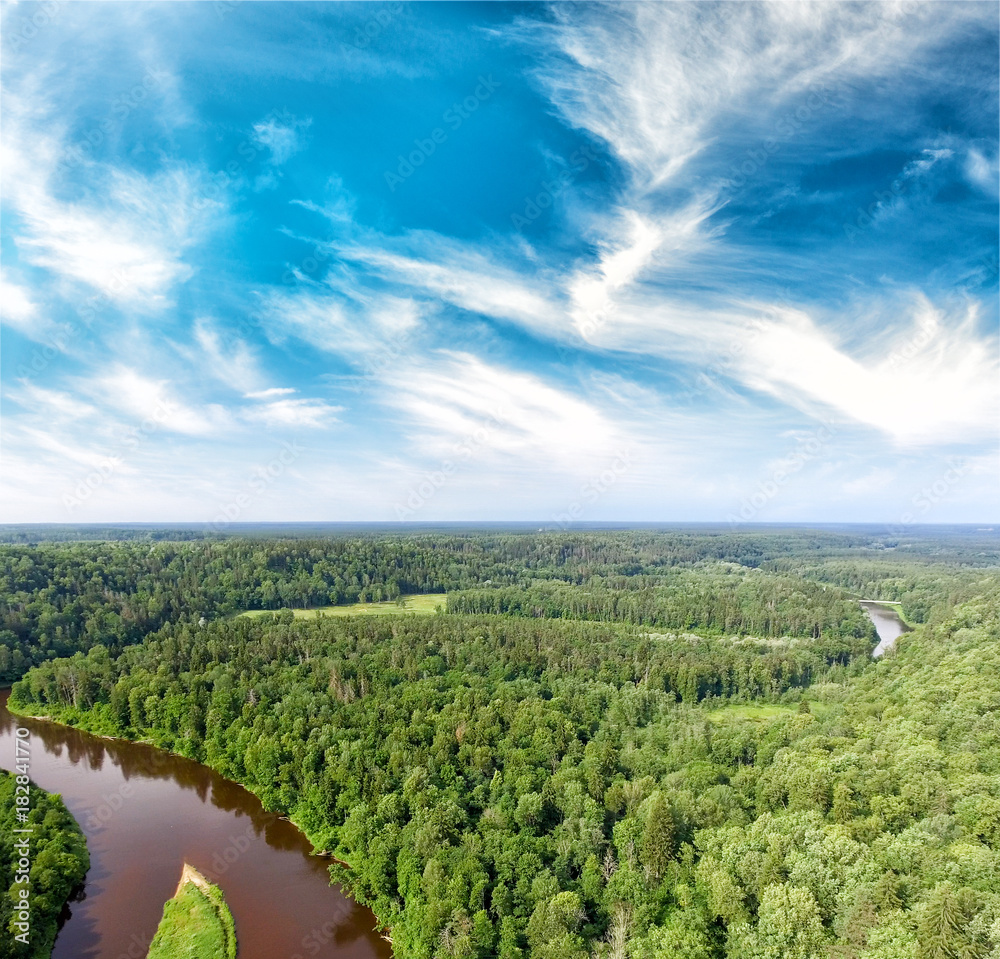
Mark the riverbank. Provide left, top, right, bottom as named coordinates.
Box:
left=0, top=768, right=89, bottom=959
left=857, top=598, right=918, bottom=629
left=0, top=689, right=391, bottom=959
left=7, top=696, right=335, bottom=854
left=147, top=863, right=237, bottom=959
left=859, top=600, right=913, bottom=657
left=7, top=698, right=393, bottom=950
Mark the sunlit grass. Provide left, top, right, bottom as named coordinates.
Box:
left=146, top=865, right=236, bottom=959
left=704, top=701, right=832, bottom=722
left=237, top=593, right=443, bottom=619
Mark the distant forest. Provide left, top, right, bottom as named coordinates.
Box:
left=4, top=527, right=1000, bottom=959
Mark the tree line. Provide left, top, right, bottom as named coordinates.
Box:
left=10, top=573, right=1000, bottom=959
left=0, top=770, right=89, bottom=959
left=3, top=528, right=978, bottom=683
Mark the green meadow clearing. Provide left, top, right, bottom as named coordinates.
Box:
left=703, top=700, right=833, bottom=723
left=237, top=592, right=443, bottom=619
left=146, top=864, right=237, bottom=959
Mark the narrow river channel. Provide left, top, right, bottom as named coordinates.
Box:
left=0, top=688, right=391, bottom=959
left=860, top=601, right=912, bottom=657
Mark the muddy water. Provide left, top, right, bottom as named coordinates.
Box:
left=0, top=688, right=391, bottom=959
left=860, top=601, right=912, bottom=657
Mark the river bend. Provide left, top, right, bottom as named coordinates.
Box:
left=0, top=689, right=391, bottom=959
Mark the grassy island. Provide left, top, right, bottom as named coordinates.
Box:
left=146, top=864, right=236, bottom=959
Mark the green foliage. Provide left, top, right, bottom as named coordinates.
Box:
left=446, top=569, right=876, bottom=643
left=0, top=771, right=89, bottom=959
left=728, top=885, right=828, bottom=959
left=3, top=528, right=999, bottom=958
left=640, top=793, right=678, bottom=882
left=6, top=525, right=984, bottom=682
left=145, top=871, right=237, bottom=959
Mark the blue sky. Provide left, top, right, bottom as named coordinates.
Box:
left=1, top=0, right=997, bottom=525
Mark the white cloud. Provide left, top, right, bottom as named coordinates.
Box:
left=525, top=3, right=982, bottom=192
left=89, top=367, right=229, bottom=436
left=965, top=147, right=999, bottom=196
left=842, top=467, right=895, bottom=497
left=0, top=55, right=220, bottom=310
left=337, top=234, right=564, bottom=339
left=6, top=382, right=98, bottom=423
left=378, top=351, right=627, bottom=472
left=259, top=282, right=423, bottom=359
left=245, top=387, right=297, bottom=399
left=497, top=3, right=1000, bottom=449
left=0, top=275, right=41, bottom=334
left=252, top=115, right=311, bottom=165
left=242, top=397, right=342, bottom=429
left=3, top=138, right=208, bottom=308
left=190, top=319, right=264, bottom=393
left=734, top=296, right=999, bottom=446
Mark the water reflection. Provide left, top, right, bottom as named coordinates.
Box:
left=860, top=601, right=912, bottom=657
left=0, top=689, right=391, bottom=959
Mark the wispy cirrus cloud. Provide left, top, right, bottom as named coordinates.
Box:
left=1, top=57, right=215, bottom=309
left=0, top=1, right=995, bottom=522
left=252, top=114, right=312, bottom=165
left=4, top=144, right=207, bottom=308
left=377, top=350, right=627, bottom=472
left=242, top=394, right=343, bottom=429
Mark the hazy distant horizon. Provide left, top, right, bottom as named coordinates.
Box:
left=1, top=520, right=995, bottom=534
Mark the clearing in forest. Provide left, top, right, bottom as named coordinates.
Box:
left=238, top=592, right=443, bottom=619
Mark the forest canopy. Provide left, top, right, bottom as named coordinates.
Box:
left=3, top=526, right=999, bottom=958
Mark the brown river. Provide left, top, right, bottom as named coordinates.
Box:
left=0, top=688, right=391, bottom=959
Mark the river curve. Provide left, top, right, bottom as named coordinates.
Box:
left=0, top=688, right=391, bottom=959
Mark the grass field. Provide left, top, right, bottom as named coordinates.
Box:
left=704, top=701, right=832, bottom=723
left=237, top=592, right=443, bottom=619
left=147, top=864, right=237, bottom=959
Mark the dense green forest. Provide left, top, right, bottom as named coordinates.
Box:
left=0, top=771, right=89, bottom=959
left=2, top=527, right=993, bottom=683
left=3, top=527, right=999, bottom=958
